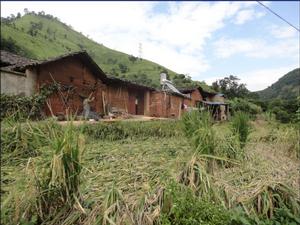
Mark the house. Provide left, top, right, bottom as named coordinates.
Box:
left=198, top=87, right=229, bottom=121
left=179, top=88, right=203, bottom=108
left=1, top=50, right=228, bottom=120
left=105, top=76, right=154, bottom=116
left=1, top=50, right=38, bottom=96
left=1, top=51, right=108, bottom=116
left=0, top=51, right=154, bottom=118
left=149, top=91, right=189, bottom=118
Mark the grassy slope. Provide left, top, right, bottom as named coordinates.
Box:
left=256, top=68, right=300, bottom=101
left=1, top=14, right=180, bottom=87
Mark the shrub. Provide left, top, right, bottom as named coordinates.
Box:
left=229, top=98, right=262, bottom=116
left=160, top=182, right=231, bottom=225
left=0, top=83, right=59, bottom=121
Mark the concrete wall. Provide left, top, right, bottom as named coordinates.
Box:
left=0, top=69, right=36, bottom=96
left=25, top=68, right=37, bottom=95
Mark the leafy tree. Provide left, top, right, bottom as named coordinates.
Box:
left=38, top=11, right=45, bottom=16
left=107, top=58, right=117, bottom=65
left=212, top=75, right=249, bottom=99
left=1, top=36, right=22, bottom=54
left=128, top=55, right=138, bottom=63
left=27, top=21, right=43, bottom=36
left=118, top=63, right=129, bottom=73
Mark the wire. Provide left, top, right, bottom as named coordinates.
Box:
left=256, top=1, right=300, bottom=32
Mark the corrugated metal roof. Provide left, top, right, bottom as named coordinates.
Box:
left=201, top=100, right=228, bottom=105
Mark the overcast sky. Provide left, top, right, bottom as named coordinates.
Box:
left=1, top=1, right=299, bottom=91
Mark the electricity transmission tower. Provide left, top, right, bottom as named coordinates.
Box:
left=138, top=43, right=143, bottom=60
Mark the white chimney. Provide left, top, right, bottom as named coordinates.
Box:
left=160, top=73, right=167, bottom=85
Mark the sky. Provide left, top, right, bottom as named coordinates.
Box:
left=1, top=1, right=299, bottom=91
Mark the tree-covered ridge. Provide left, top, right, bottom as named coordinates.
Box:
left=0, top=11, right=207, bottom=89
left=256, top=68, right=300, bottom=101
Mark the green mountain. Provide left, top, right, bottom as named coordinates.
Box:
left=256, top=68, right=300, bottom=101
left=1, top=12, right=212, bottom=91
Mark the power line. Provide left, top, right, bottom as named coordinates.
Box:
left=256, top=1, right=300, bottom=32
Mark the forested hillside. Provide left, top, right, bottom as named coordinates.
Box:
left=256, top=68, right=299, bottom=101
left=1, top=11, right=210, bottom=90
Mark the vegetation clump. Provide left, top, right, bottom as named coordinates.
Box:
left=230, top=112, right=251, bottom=149
left=160, top=182, right=231, bottom=225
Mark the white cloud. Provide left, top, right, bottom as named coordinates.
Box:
left=239, top=65, right=299, bottom=91
left=270, top=25, right=298, bottom=39
left=214, top=37, right=299, bottom=59
left=235, top=9, right=255, bottom=24
left=234, top=6, right=265, bottom=25
left=1, top=1, right=263, bottom=78
left=204, top=65, right=299, bottom=92
left=1, top=1, right=297, bottom=89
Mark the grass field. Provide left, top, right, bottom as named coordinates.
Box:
left=1, top=115, right=299, bottom=224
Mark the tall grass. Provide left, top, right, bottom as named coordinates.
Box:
left=230, top=112, right=251, bottom=148
left=1, top=121, right=86, bottom=224
left=239, top=182, right=300, bottom=219
left=182, top=111, right=215, bottom=155
left=177, top=156, right=219, bottom=201
left=81, top=120, right=182, bottom=141
left=1, top=120, right=59, bottom=165
left=181, top=110, right=206, bottom=137
left=102, top=183, right=132, bottom=225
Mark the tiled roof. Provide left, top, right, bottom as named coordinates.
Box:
left=106, top=75, right=155, bottom=90
left=0, top=50, right=39, bottom=71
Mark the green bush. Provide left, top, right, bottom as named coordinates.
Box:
left=229, top=98, right=261, bottom=116
left=231, top=206, right=300, bottom=225
left=160, top=182, right=231, bottom=225
left=0, top=84, right=59, bottom=121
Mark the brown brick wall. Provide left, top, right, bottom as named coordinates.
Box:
left=105, top=84, right=146, bottom=115
left=106, top=84, right=129, bottom=113
left=150, top=91, right=184, bottom=118
left=183, top=89, right=203, bottom=107
left=36, top=57, right=105, bottom=116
